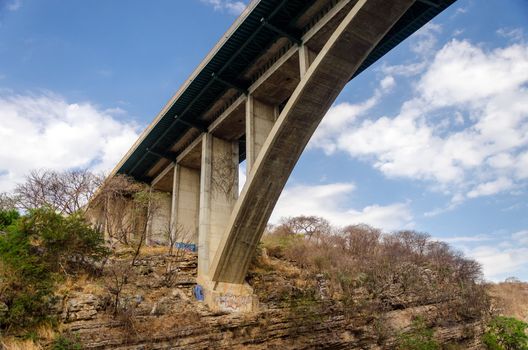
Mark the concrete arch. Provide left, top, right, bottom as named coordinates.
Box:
left=209, top=0, right=415, bottom=285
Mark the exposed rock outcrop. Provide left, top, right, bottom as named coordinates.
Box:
left=56, top=249, right=486, bottom=349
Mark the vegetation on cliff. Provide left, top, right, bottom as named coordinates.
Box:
left=258, top=216, right=488, bottom=322
left=0, top=171, right=527, bottom=349
left=0, top=208, right=108, bottom=333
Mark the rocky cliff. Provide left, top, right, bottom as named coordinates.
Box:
left=53, top=248, right=486, bottom=349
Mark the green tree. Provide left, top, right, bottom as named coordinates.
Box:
left=0, top=208, right=109, bottom=332
left=483, top=316, right=528, bottom=350
left=0, top=209, right=19, bottom=230
left=0, top=224, right=54, bottom=329
left=20, top=208, right=109, bottom=273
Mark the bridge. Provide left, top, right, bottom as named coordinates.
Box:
left=93, top=0, right=456, bottom=312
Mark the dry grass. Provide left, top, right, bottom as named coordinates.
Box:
left=56, top=273, right=105, bottom=296
left=35, top=322, right=58, bottom=342
left=0, top=322, right=57, bottom=349
left=1, top=337, right=42, bottom=350
left=488, top=282, right=528, bottom=321
left=140, top=245, right=170, bottom=256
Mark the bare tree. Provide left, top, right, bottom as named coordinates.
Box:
left=13, top=169, right=103, bottom=214
left=163, top=222, right=194, bottom=287
left=0, top=192, right=17, bottom=211
left=88, top=175, right=147, bottom=244
left=129, top=188, right=162, bottom=266
left=166, top=222, right=192, bottom=256
left=279, top=215, right=332, bottom=242
left=104, top=261, right=130, bottom=316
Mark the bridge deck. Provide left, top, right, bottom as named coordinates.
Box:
left=111, top=0, right=455, bottom=184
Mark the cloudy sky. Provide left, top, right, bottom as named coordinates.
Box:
left=1, top=0, right=527, bottom=281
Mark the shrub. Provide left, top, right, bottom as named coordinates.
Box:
left=20, top=208, right=109, bottom=274
left=51, top=334, right=83, bottom=350
left=482, top=316, right=528, bottom=350
left=0, top=224, right=54, bottom=329
left=0, top=208, right=109, bottom=332
left=396, top=317, right=440, bottom=350
left=261, top=218, right=489, bottom=322
left=0, top=209, right=19, bottom=230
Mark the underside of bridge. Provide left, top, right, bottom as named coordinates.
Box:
left=94, top=0, right=456, bottom=312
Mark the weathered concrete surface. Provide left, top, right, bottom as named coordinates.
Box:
left=210, top=0, right=416, bottom=284
left=147, top=191, right=172, bottom=245
left=298, top=43, right=317, bottom=78
left=200, top=278, right=258, bottom=313
left=245, top=95, right=276, bottom=174
left=171, top=164, right=200, bottom=244
left=198, top=133, right=239, bottom=278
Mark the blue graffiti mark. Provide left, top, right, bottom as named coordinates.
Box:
left=175, top=242, right=197, bottom=252
left=194, top=285, right=204, bottom=301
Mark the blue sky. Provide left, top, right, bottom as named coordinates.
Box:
left=0, top=0, right=527, bottom=281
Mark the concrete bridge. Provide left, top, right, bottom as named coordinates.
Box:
left=97, top=0, right=456, bottom=311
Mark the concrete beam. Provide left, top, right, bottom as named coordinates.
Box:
left=209, top=0, right=415, bottom=284
left=198, top=133, right=239, bottom=279
left=299, top=44, right=317, bottom=78
left=208, top=95, right=247, bottom=134
left=151, top=162, right=175, bottom=188
left=247, top=0, right=354, bottom=96
left=176, top=136, right=203, bottom=164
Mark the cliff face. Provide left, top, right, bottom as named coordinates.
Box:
left=488, top=281, right=528, bottom=323
left=56, top=248, right=486, bottom=349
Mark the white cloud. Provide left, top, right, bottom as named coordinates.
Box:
left=466, top=245, right=528, bottom=281
left=449, top=230, right=528, bottom=281
left=379, top=24, right=442, bottom=77
left=438, top=234, right=492, bottom=243
left=0, top=91, right=140, bottom=192
left=238, top=161, right=246, bottom=194
left=310, top=75, right=394, bottom=154
left=497, top=28, right=524, bottom=42
left=6, top=0, right=21, bottom=11
left=200, top=0, right=247, bottom=15
left=270, top=182, right=413, bottom=231
left=313, top=37, right=528, bottom=202
left=451, top=6, right=468, bottom=19
left=512, top=230, right=528, bottom=245
left=410, top=23, right=442, bottom=56
left=467, top=177, right=514, bottom=198
left=418, top=40, right=528, bottom=107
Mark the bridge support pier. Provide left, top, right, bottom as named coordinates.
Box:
left=170, top=164, right=200, bottom=245
left=196, top=133, right=258, bottom=312
left=146, top=191, right=171, bottom=245
left=199, top=278, right=258, bottom=313
left=198, top=133, right=239, bottom=278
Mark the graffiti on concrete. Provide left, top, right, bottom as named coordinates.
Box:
left=215, top=293, right=254, bottom=312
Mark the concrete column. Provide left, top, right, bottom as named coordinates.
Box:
left=198, top=133, right=239, bottom=278
left=170, top=163, right=200, bottom=245
left=299, top=43, right=317, bottom=78
left=170, top=165, right=179, bottom=238
left=245, top=95, right=276, bottom=175
left=146, top=190, right=172, bottom=245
